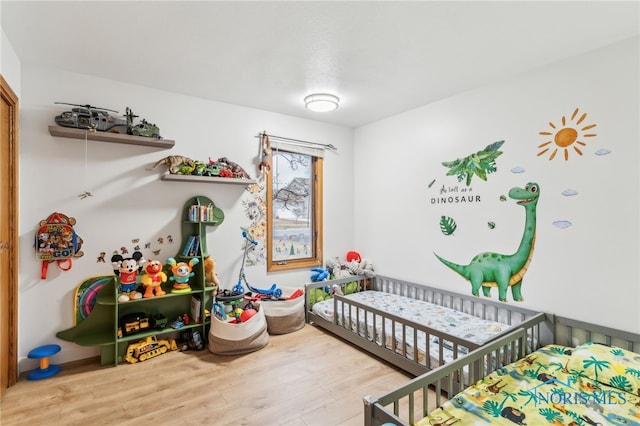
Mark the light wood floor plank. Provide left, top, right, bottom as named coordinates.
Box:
left=1, top=325, right=415, bottom=426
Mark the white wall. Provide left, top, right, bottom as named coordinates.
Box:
left=354, top=37, right=639, bottom=333
left=18, top=66, right=354, bottom=369
left=1, top=27, right=20, bottom=96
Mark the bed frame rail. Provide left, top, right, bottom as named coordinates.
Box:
left=364, top=317, right=640, bottom=426
left=373, top=275, right=540, bottom=327
left=363, top=328, right=529, bottom=426
left=333, top=293, right=481, bottom=375
left=305, top=275, right=547, bottom=376
left=553, top=315, right=640, bottom=353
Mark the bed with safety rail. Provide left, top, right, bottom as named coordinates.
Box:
left=304, top=275, right=547, bottom=378
left=363, top=315, right=640, bottom=426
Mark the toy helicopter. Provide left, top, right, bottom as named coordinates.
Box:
left=54, top=103, right=162, bottom=138
left=54, top=102, right=128, bottom=132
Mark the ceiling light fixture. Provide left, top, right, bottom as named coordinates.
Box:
left=304, top=93, right=340, bottom=112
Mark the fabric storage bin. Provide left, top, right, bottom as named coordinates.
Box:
left=208, top=304, right=269, bottom=355
left=260, top=287, right=305, bottom=335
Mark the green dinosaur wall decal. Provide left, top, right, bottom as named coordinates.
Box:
left=441, top=140, right=504, bottom=186
left=434, top=182, right=540, bottom=302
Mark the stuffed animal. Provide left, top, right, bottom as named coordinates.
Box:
left=203, top=256, right=221, bottom=286
left=140, top=259, right=167, bottom=298
left=310, top=267, right=329, bottom=282
left=325, top=257, right=353, bottom=279
left=308, top=287, right=331, bottom=305
left=346, top=258, right=375, bottom=277
left=111, top=251, right=144, bottom=302
left=326, top=255, right=375, bottom=278
left=259, top=132, right=272, bottom=175
left=167, top=257, right=200, bottom=293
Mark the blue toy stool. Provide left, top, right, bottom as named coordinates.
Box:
left=27, top=344, right=61, bottom=380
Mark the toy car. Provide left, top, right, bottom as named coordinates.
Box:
left=128, top=119, right=161, bottom=139
left=124, top=336, right=177, bottom=363
left=170, top=319, right=184, bottom=329
left=151, top=313, right=168, bottom=329
left=119, top=312, right=151, bottom=336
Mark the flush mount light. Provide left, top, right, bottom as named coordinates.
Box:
left=304, top=93, right=340, bottom=112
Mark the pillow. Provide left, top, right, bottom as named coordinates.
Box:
left=566, top=342, right=640, bottom=394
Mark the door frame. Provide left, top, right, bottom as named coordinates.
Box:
left=1, top=73, right=19, bottom=390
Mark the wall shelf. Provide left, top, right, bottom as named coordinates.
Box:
left=48, top=125, right=175, bottom=149
left=161, top=172, right=256, bottom=185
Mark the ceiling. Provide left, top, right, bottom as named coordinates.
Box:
left=2, top=1, right=638, bottom=128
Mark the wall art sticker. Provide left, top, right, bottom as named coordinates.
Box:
left=434, top=182, right=540, bottom=302
left=97, top=236, right=169, bottom=264
left=439, top=216, right=458, bottom=236
left=552, top=220, right=572, bottom=229
left=441, top=140, right=504, bottom=186
left=537, top=107, right=597, bottom=161
left=240, top=179, right=267, bottom=265
left=431, top=184, right=480, bottom=206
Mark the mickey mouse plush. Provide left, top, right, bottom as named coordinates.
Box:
left=111, top=251, right=145, bottom=302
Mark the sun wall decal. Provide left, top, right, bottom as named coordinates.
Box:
left=537, top=108, right=597, bottom=161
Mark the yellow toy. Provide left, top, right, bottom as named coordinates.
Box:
left=167, top=257, right=199, bottom=293
left=204, top=255, right=221, bottom=287
left=140, top=259, right=167, bottom=298
left=124, top=336, right=177, bottom=363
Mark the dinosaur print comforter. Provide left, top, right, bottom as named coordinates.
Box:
left=418, top=343, right=640, bottom=426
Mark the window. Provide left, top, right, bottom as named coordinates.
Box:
left=267, top=147, right=323, bottom=271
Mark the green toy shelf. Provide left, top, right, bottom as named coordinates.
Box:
left=57, top=195, right=224, bottom=366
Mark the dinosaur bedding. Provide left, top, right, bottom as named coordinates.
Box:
left=418, top=342, right=640, bottom=426
left=311, top=290, right=508, bottom=369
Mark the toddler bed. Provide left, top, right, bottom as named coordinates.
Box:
left=364, top=315, right=640, bottom=426
left=305, top=275, right=547, bottom=377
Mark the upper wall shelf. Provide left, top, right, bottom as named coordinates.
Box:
left=161, top=173, right=256, bottom=185
left=48, top=125, right=175, bottom=149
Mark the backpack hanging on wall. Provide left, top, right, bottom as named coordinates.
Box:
left=36, top=212, right=84, bottom=279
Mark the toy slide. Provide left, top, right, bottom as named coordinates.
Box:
left=73, top=275, right=113, bottom=325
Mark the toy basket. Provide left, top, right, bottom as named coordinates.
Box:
left=260, top=287, right=305, bottom=335
left=207, top=304, right=269, bottom=355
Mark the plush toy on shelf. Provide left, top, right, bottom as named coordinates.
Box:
left=203, top=255, right=221, bottom=287
left=167, top=257, right=200, bottom=294
left=140, top=259, right=167, bottom=298
left=111, top=251, right=144, bottom=302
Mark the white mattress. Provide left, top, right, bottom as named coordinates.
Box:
left=311, top=290, right=507, bottom=368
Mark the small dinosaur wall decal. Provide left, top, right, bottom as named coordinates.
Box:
left=434, top=182, right=540, bottom=302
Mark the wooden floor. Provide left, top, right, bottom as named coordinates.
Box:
left=0, top=325, right=415, bottom=426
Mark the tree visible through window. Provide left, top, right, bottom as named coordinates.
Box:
left=267, top=149, right=322, bottom=271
